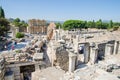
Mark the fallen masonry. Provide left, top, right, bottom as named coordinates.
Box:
left=0, top=25, right=120, bottom=80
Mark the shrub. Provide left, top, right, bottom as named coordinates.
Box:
left=113, top=26, right=119, bottom=31
left=16, top=32, right=24, bottom=38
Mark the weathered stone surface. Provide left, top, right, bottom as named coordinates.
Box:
left=32, top=67, right=65, bottom=80
left=54, top=48, right=69, bottom=71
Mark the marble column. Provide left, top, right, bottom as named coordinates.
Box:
left=105, top=44, right=114, bottom=56
left=27, top=26, right=29, bottom=33
left=42, top=27, right=44, bottom=34
left=90, top=48, right=98, bottom=64
left=69, top=52, right=77, bottom=73
left=118, top=41, right=120, bottom=54
left=84, top=43, right=90, bottom=63
left=113, top=41, right=119, bottom=54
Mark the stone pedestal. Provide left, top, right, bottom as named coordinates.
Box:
left=69, top=52, right=77, bottom=73
left=90, top=48, right=98, bottom=64
left=89, top=42, right=96, bottom=57
left=113, top=41, right=119, bottom=54
left=105, top=44, right=114, bottom=56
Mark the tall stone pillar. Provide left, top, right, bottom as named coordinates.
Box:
left=89, top=43, right=96, bottom=55
left=69, top=52, right=77, bottom=73
left=105, top=44, right=114, bottom=56
left=113, top=41, right=119, bottom=54
left=42, top=27, right=44, bottom=34
left=27, top=26, right=29, bottom=33
left=90, top=48, right=98, bottom=64
left=118, top=41, right=120, bottom=54
left=55, top=31, right=57, bottom=41
left=84, top=43, right=90, bottom=63
left=74, top=36, right=80, bottom=66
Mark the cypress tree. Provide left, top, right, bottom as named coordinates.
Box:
left=0, top=6, right=5, bottom=18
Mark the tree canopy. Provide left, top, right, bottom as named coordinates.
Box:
left=0, top=7, right=9, bottom=36
left=0, top=6, right=5, bottom=18
left=62, top=19, right=119, bottom=30
left=55, top=22, right=62, bottom=29
left=0, top=18, right=9, bottom=36
left=63, top=20, right=84, bottom=30
left=12, top=18, right=28, bottom=27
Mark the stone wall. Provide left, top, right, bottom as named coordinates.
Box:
left=0, top=58, right=5, bottom=80
left=54, top=48, right=69, bottom=71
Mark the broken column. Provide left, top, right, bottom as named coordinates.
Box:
left=84, top=43, right=90, bottom=63
left=113, top=41, right=119, bottom=54
left=90, top=48, right=98, bottom=64
left=89, top=42, right=96, bottom=55
left=105, top=44, right=114, bottom=56
left=69, top=50, right=77, bottom=73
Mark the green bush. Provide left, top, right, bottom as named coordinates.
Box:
left=16, top=32, right=24, bottom=38
left=113, top=26, right=119, bottom=31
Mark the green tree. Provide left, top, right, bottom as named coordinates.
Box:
left=0, top=6, right=5, bottom=18
left=20, top=21, right=28, bottom=27
left=113, top=22, right=120, bottom=27
left=92, top=20, right=95, bottom=28
left=62, top=20, right=74, bottom=30
left=0, top=18, right=9, bottom=36
left=96, top=19, right=102, bottom=29
left=87, top=21, right=93, bottom=28
left=109, top=20, right=113, bottom=29
left=55, top=23, right=62, bottom=29
left=16, top=32, right=24, bottom=38
left=84, top=21, right=88, bottom=29
left=101, top=23, right=109, bottom=29
left=13, top=18, right=21, bottom=27
left=63, top=20, right=84, bottom=30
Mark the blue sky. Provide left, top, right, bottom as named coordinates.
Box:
left=1, top=0, right=120, bottom=21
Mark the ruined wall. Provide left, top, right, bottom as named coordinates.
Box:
left=54, top=48, right=69, bottom=71
left=28, top=19, right=47, bottom=34
left=97, top=40, right=115, bottom=60
left=19, top=27, right=27, bottom=32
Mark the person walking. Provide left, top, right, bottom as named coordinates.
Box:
left=11, top=45, right=14, bottom=50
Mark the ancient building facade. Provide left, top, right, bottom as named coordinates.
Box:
left=27, top=19, right=47, bottom=34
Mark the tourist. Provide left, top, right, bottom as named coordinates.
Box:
left=11, top=45, right=14, bottom=50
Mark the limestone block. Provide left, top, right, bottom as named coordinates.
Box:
left=113, top=41, right=119, bottom=54
left=90, top=48, right=98, bottom=64
left=69, top=52, right=77, bottom=73
left=105, top=44, right=114, bottom=56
